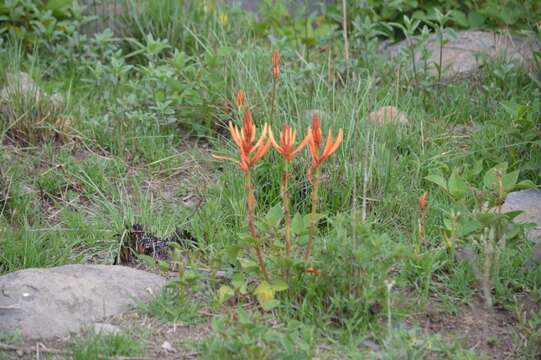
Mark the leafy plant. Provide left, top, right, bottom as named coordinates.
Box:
left=0, top=0, right=88, bottom=51
left=426, top=162, right=535, bottom=306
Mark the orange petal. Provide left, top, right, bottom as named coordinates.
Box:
left=251, top=123, right=268, bottom=154
left=229, top=122, right=243, bottom=148
left=251, top=138, right=272, bottom=165
left=212, top=154, right=241, bottom=167
left=290, top=132, right=310, bottom=158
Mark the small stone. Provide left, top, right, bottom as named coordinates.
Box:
left=161, top=340, right=177, bottom=353
left=367, top=106, right=409, bottom=125
left=93, top=323, right=121, bottom=335
left=304, top=109, right=328, bottom=122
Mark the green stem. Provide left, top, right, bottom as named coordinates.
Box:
left=245, top=171, right=269, bottom=281
left=304, top=166, right=320, bottom=262
left=283, top=159, right=292, bottom=256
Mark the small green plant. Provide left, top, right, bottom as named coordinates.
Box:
left=202, top=308, right=315, bottom=359
left=426, top=162, right=535, bottom=306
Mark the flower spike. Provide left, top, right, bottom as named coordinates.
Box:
left=213, top=109, right=271, bottom=173
left=307, top=113, right=343, bottom=168
left=269, top=124, right=309, bottom=161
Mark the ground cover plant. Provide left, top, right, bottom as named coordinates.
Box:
left=1, top=0, right=541, bottom=358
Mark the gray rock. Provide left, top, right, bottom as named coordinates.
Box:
left=0, top=72, right=42, bottom=103
left=0, top=71, right=65, bottom=108
left=502, top=189, right=541, bottom=242
left=367, top=106, right=409, bottom=126
left=385, top=30, right=539, bottom=78
left=0, top=264, right=165, bottom=339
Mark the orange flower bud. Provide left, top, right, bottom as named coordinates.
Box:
left=235, top=90, right=246, bottom=109
left=419, top=191, right=428, bottom=210
left=272, top=49, right=280, bottom=80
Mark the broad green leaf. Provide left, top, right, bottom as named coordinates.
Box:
left=457, top=218, right=481, bottom=237
left=483, top=163, right=508, bottom=190
left=468, top=11, right=486, bottom=28
left=44, top=0, right=73, bottom=17
left=238, top=258, right=259, bottom=272
left=514, top=180, right=536, bottom=190
left=265, top=204, right=283, bottom=227
left=502, top=170, right=519, bottom=192
left=217, top=285, right=234, bottom=304
left=254, top=281, right=275, bottom=310
left=425, top=174, right=448, bottom=191
left=270, top=279, right=288, bottom=292
left=448, top=170, right=468, bottom=199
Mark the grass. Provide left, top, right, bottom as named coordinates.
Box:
left=72, top=331, right=142, bottom=360
left=0, top=1, right=540, bottom=358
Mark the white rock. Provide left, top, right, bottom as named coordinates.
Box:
left=0, top=264, right=165, bottom=339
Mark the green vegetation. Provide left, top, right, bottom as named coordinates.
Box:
left=0, top=0, right=540, bottom=358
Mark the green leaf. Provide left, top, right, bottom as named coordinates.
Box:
left=502, top=170, right=519, bottom=192
left=514, top=180, right=536, bottom=190
left=483, top=163, right=508, bottom=190
left=158, top=260, right=169, bottom=273
left=457, top=218, right=481, bottom=237
left=448, top=170, right=468, bottom=199
left=44, top=0, right=73, bottom=17
left=291, top=212, right=306, bottom=235
left=425, top=174, right=447, bottom=191
left=232, top=273, right=247, bottom=294
left=265, top=204, right=283, bottom=227
left=270, top=279, right=288, bottom=292
left=468, top=11, right=486, bottom=28
left=253, top=281, right=276, bottom=311
left=217, top=285, right=234, bottom=304
left=137, top=254, right=157, bottom=268
left=239, top=258, right=259, bottom=272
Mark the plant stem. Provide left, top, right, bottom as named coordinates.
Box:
left=282, top=159, right=292, bottom=256
left=271, top=79, right=277, bottom=120
left=245, top=171, right=269, bottom=281
left=341, top=0, right=349, bottom=76
left=304, top=166, right=320, bottom=262
left=419, top=208, right=426, bottom=247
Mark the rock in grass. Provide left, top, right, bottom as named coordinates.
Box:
left=385, top=30, right=539, bottom=78
left=503, top=189, right=541, bottom=265
left=0, top=264, right=165, bottom=339
left=502, top=189, right=541, bottom=243
left=367, top=106, right=409, bottom=126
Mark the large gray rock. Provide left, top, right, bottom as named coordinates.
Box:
left=386, top=30, right=539, bottom=78
left=0, top=265, right=165, bottom=339
left=502, top=189, right=541, bottom=242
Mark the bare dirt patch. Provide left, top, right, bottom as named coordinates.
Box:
left=407, top=297, right=518, bottom=359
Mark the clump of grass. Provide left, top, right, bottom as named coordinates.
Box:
left=72, top=331, right=142, bottom=360
left=0, top=71, right=71, bottom=145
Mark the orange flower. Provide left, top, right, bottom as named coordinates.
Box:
left=419, top=191, right=428, bottom=210
left=307, top=113, right=343, bottom=168
left=235, top=89, right=246, bottom=109
left=214, top=109, right=271, bottom=172
left=272, top=49, right=280, bottom=80
left=305, top=267, right=321, bottom=275
left=269, top=124, right=309, bottom=161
